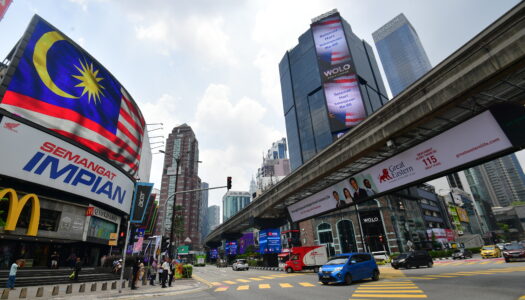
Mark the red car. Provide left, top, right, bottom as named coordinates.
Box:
left=502, top=243, right=525, bottom=262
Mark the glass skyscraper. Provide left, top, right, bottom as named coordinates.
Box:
left=222, top=191, right=251, bottom=222
left=280, top=10, right=388, bottom=170
left=373, top=13, right=432, bottom=97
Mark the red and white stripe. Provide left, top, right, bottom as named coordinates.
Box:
left=0, top=89, right=145, bottom=175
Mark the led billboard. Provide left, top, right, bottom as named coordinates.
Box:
left=259, top=228, right=281, bottom=254
left=311, top=13, right=366, bottom=133
left=0, top=116, right=134, bottom=213
left=288, top=109, right=513, bottom=222
left=0, top=15, right=145, bottom=176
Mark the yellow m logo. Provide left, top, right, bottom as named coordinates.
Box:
left=1, top=188, right=40, bottom=236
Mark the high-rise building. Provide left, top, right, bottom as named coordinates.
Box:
left=256, top=138, right=291, bottom=192
left=200, top=182, right=209, bottom=241
left=280, top=9, right=388, bottom=170
left=222, top=191, right=251, bottom=222
left=249, top=176, right=257, bottom=197
left=465, top=153, right=525, bottom=208
left=155, top=124, right=202, bottom=250
left=207, top=205, right=221, bottom=231
left=372, top=13, right=432, bottom=97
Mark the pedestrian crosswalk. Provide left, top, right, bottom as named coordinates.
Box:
left=406, top=266, right=525, bottom=280
left=349, top=280, right=427, bottom=299
left=209, top=273, right=303, bottom=287
left=213, top=282, right=316, bottom=292
left=434, top=260, right=504, bottom=267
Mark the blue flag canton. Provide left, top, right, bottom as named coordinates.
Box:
left=7, top=17, right=123, bottom=134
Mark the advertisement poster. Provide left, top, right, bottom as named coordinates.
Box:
left=210, top=249, right=219, bottom=259
left=288, top=110, right=512, bottom=222
left=311, top=12, right=366, bottom=133
left=238, top=232, right=254, bottom=254
left=259, top=228, right=281, bottom=254
left=225, top=241, right=237, bottom=255
left=0, top=116, right=134, bottom=214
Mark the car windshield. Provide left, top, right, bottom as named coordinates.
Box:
left=237, top=260, right=247, bottom=264
left=325, top=256, right=349, bottom=265
left=504, top=244, right=524, bottom=250
left=397, top=253, right=409, bottom=259
left=483, top=246, right=494, bottom=250
left=453, top=249, right=462, bottom=253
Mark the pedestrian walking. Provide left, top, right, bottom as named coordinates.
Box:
left=72, top=257, right=82, bottom=281
left=149, top=259, right=157, bottom=286
left=6, top=259, right=24, bottom=290
left=50, top=251, right=60, bottom=269
left=168, top=259, right=174, bottom=287
left=161, top=257, right=170, bottom=288
left=131, top=258, right=140, bottom=290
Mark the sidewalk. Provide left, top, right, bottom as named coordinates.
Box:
left=1, top=278, right=207, bottom=300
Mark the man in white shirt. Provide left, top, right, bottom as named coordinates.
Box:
left=161, top=258, right=171, bottom=288
left=6, top=259, right=24, bottom=290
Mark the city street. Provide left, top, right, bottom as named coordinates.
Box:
left=143, top=258, right=525, bottom=300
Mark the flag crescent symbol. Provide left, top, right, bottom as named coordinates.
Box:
left=32, top=31, right=79, bottom=99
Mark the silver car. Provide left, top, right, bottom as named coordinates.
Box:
left=232, top=259, right=249, bottom=271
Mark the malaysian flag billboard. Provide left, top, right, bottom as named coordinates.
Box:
left=311, top=12, right=366, bottom=133
left=0, top=15, right=145, bottom=177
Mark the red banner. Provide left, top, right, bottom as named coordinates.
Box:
left=0, top=0, right=13, bottom=21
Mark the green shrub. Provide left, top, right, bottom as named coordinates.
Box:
left=467, top=247, right=481, bottom=254
left=182, top=264, right=193, bottom=278
left=428, top=250, right=454, bottom=258
left=389, top=252, right=401, bottom=260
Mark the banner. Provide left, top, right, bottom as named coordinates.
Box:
left=288, top=110, right=512, bottom=222
left=0, top=116, right=134, bottom=213
left=130, top=182, right=153, bottom=223
left=311, top=12, right=366, bottom=133
left=0, top=0, right=12, bottom=21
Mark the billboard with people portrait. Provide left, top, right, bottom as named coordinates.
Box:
left=311, top=12, right=367, bottom=133
left=288, top=109, right=514, bottom=222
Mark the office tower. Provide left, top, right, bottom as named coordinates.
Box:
left=222, top=191, right=251, bottom=222
left=280, top=9, right=388, bottom=170
left=373, top=13, right=432, bottom=96
left=155, top=124, right=202, bottom=250
left=200, top=182, right=209, bottom=241
left=466, top=153, right=525, bottom=208
left=207, top=205, right=221, bottom=231
left=249, top=176, right=257, bottom=197
left=256, top=138, right=291, bottom=191
left=446, top=173, right=464, bottom=190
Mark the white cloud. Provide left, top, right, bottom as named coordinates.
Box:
left=134, top=15, right=237, bottom=64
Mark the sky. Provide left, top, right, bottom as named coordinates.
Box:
left=0, top=0, right=523, bottom=215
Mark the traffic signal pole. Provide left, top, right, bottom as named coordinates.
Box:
left=118, top=218, right=131, bottom=293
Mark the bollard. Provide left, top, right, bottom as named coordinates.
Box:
left=19, top=288, right=27, bottom=299
left=121, top=281, right=126, bottom=289
left=1, top=289, right=8, bottom=300
left=52, top=286, right=59, bottom=296
left=102, top=282, right=108, bottom=291
left=66, top=284, right=72, bottom=294
left=79, top=283, right=85, bottom=293
left=35, top=287, right=44, bottom=297
left=111, top=281, right=117, bottom=290
left=90, top=283, right=97, bottom=292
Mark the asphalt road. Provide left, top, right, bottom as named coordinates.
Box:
left=146, top=258, right=525, bottom=300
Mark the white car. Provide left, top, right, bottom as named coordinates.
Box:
left=232, top=259, right=249, bottom=271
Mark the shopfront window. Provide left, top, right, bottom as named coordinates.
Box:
left=337, top=220, right=357, bottom=253
left=317, top=223, right=335, bottom=256
left=17, top=207, right=60, bottom=232
left=87, top=217, right=117, bottom=240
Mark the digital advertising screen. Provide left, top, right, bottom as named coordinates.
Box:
left=311, top=12, right=366, bottom=133
left=225, top=241, right=237, bottom=255
left=259, top=228, right=281, bottom=254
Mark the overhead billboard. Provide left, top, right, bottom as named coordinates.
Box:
left=288, top=109, right=513, bottom=222
left=0, top=15, right=145, bottom=176
left=0, top=116, right=134, bottom=214
left=311, top=12, right=366, bottom=133
left=259, top=228, right=281, bottom=254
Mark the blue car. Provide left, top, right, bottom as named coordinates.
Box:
left=318, top=253, right=379, bottom=285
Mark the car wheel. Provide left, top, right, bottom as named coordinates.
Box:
left=392, top=266, right=399, bottom=269
left=505, top=258, right=510, bottom=263
left=372, top=270, right=380, bottom=281
left=427, top=261, right=433, bottom=268
left=344, top=274, right=353, bottom=285
left=232, top=267, right=235, bottom=271
left=286, top=267, right=293, bottom=273
left=453, top=257, right=457, bottom=260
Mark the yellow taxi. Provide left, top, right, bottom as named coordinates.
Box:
left=481, top=245, right=501, bottom=258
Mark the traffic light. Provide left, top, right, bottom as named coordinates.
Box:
left=227, top=176, right=232, bottom=190
left=379, top=235, right=384, bottom=243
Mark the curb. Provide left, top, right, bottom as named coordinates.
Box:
left=249, top=267, right=282, bottom=271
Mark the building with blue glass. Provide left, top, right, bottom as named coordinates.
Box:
left=279, top=10, right=388, bottom=171
left=372, top=13, right=432, bottom=97
left=222, top=191, right=251, bottom=222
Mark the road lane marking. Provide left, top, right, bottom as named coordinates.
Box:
left=479, top=261, right=492, bottom=264
left=210, top=282, right=221, bottom=286
left=237, top=285, right=249, bottom=290
left=259, top=284, right=271, bottom=289
left=280, top=283, right=293, bottom=288
left=351, top=294, right=427, bottom=298
left=236, top=279, right=250, bottom=283
left=358, top=287, right=419, bottom=289
left=518, top=295, right=525, bottom=300
left=223, top=280, right=236, bottom=284
left=260, top=276, right=274, bottom=279
left=494, top=261, right=504, bottom=264
left=299, top=282, right=315, bottom=287
left=249, top=277, right=263, bottom=281
left=356, top=290, right=424, bottom=293
left=214, top=287, right=228, bottom=292
left=423, top=275, right=457, bottom=278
